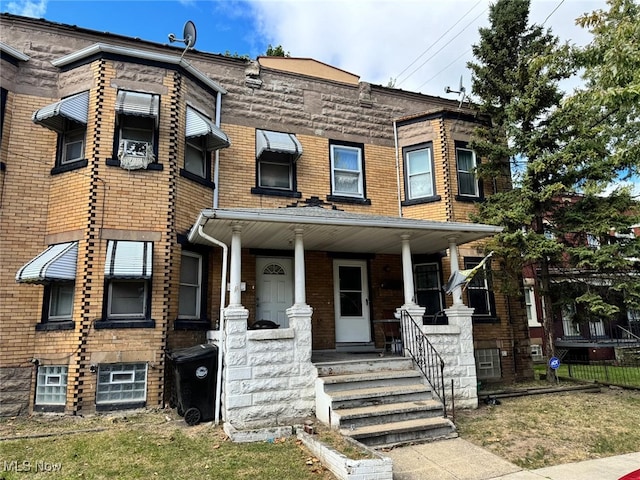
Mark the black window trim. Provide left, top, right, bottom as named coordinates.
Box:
left=328, top=139, right=370, bottom=204
left=174, top=236, right=211, bottom=330
left=464, top=256, right=498, bottom=323
left=455, top=140, right=484, bottom=201
left=36, top=282, right=75, bottom=331
left=402, top=142, right=440, bottom=205
left=98, top=277, right=154, bottom=329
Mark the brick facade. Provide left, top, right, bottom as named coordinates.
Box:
left=0, top=14, right=532, bottom=417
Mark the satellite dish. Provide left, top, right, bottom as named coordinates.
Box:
left=168, top=21, right=197, bottom=58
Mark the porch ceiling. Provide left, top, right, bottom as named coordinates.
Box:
left=188, top=207, right=502, bottom=255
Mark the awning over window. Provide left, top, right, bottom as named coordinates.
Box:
left=105, top=241, right=153, bottom=279
left=32, top=91, right=89, bottom=133
left=256, top=129, right=302, bottom=161
left=16, top=242, right=78, bottom=284
left=186, top=106, right=230, bottom=151
left=115, top=91, right=159, bottom=126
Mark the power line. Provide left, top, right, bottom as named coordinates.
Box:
left=395, top=0, right=484, bottom=85
left=397, top=5, right=488, bottom=88
left=543, top=0, right=566, bottom=25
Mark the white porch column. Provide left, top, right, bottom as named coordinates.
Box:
left=229, top=224, right=243, bottom=307
left=401, top=234, right=416, bottom=306
left=293, top=228, right=306, bottom=306
left=448, top=236, right=463, bottom=306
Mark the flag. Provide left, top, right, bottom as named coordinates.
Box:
left=443, top=251, right=494, bottom=295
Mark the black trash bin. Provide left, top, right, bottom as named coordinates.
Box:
left=167, top=343, right=218, bottom=426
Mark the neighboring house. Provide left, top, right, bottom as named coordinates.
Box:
left=0, top=14, right=533, bottom=429
left=524, top=199, right=640, bottom=363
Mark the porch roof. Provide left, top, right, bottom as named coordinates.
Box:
left=188, top=207, right=502, bottom=254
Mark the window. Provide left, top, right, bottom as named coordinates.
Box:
left=112, top=91, right=159, bottom=170
left=524, top=286, right=538, bottom=327
left=404, top=143, right=436, bottom=201
left=100, top=240, right=154, bottom=328
left=47, top=282, right=75, bottom=321
left=253, top=129, right=301, bottom=197
left=530, top=344, right=544, bottom=362
left=456, top=141, right=480, bottom=198
left=330, top=141, right=366, bottom=200
left=475, top=348, right=501, bottom=380
left=178, top=251, right=202, bottom=319
left=414, top=263, right=444, bottom=321
left=32, top=91, right=89, bottom=173
left=185, top=138, right=208, bottom=178
left=35, top=365, right=68, bottom=410
left=464, top=257, right=496, bottom=319
left=0, top=87, right=7, bottom=141
left=96, top=363, right=147, bottom=409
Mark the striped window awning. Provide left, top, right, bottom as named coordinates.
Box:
left=256, top=129, right=303, bottom=161
left=16, top=242, right=78, bottom=284
left=32, top=91, right=89, bottom=133
left=116, top=91, right=159, bottom=126
left=186, top=106, right=230, bottom=151
left=105, top=241, right=153, bottom=279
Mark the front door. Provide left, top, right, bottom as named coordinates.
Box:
left=334, top=259, right=371, bottom=343
left=256, top=257, right=293, bottom=328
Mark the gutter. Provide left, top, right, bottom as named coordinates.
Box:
left=188, top=222, right=228, bottom=425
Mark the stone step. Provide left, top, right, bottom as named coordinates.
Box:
left=341, top=416, right=457, bottom=449
left=319, top=369, right=424, bottom=392
left=329, top=383, right=430, bottom=410
left=315, top=357, right=414, bottom=377
left=333, top=399, right=444, bottom=429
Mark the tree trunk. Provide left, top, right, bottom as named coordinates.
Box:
left=539, top=257, right=558, bottom=383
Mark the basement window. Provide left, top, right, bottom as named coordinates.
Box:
left=96, top=363, right=147, bottom=410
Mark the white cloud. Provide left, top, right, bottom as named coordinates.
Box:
left=5, top=0, right=47, bottom=18
left=248, top=0, right=607, bottom=97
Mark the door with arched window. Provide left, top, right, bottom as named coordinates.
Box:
left=256, top=257, right=293, bottom=328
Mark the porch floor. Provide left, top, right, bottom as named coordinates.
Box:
left=311, top=350, right=404, bottom=363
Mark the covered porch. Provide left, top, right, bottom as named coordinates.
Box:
left=187, top=205, right=501, bottom=435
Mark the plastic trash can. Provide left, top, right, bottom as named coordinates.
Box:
left=167, top=343, right=218, bottom=425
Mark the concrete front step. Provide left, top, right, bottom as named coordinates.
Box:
left=329, top=383, right=431, bottom=410
left=341, top=416, right=458, bottom=449
left=332, top=399, right=444, bottom=429
left=315, top=356, right=414, bottom=376
left=320, top=369, right=423, bottom=392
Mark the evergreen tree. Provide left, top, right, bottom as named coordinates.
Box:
left=467, top=0, right=640, bottom=382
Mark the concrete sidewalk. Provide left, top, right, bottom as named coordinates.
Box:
left=384, top=438, right=640, bottom=480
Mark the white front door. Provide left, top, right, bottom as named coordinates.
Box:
left=256, top=257, right=293, bottom=328
left=334, top=259, right=371, bottom=343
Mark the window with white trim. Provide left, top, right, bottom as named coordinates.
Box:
left=330, top=141, right=365, bottom=199
left=456, top=142, right=480, bottom=198
left=404, top=143, right=435, bottom=200
left=178, top=251, right=202, bottom=319
left=35, top=365, right=68, bottom=407
left=96, top=363, right=147, bottom=406
left=524, top=286, right=538, bottom=327
left=475, top=348, right=501, bottom=380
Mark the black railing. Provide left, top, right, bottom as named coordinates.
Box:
left=399, top=309, right=447, bottom=417
left=561, top=359, right=640, bottom=388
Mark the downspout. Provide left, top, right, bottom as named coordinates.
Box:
left=393, top=120, right=402, bottom=217
left=197, top=224, right=227, bottom=425
left=213, top=92, right=222, bottom=209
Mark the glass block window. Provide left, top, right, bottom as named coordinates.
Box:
left=475, top=348, right=501, bottom=380
left=35, top=365, right=68, bottom=406
left=96, top=363, right=147, bottom=405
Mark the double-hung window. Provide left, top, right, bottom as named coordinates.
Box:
left=524, top=286, right=538, bottom=327
left=456, top=141, right=481, bottom=199
left=16, top=242, right=78, bottom=331
left=414, top=263, right=445, bottom=322
left=464, top=257, right=496, bottom=320
left=113, top=91, right=159, bottom=170
left=100, top=240, right=154, bottom=328
left=182, top=106, right=230, bottom=186
left=253, top=129, right=302, bottom=197
left=404, top=143, right=436, bottom=202
left=329, top=140, right=366, bottom=200
left=178, top=251, right=203, bottom=320
left=32, top=91, right=89, bottom=174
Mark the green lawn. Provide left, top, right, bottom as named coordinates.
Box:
left=0, top=413, right=334, bottom=480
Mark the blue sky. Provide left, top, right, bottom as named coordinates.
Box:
left=3, top=0, right=608, bottom=96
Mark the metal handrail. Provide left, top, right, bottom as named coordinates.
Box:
left=618, top=325, right=640, bottom=342
left=399, top=309, right=447, bottom=417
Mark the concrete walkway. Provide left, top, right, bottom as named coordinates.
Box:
left=385, top=438, right=640, bottom=480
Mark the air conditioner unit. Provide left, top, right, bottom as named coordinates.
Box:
left=118, top=139, right=155, bottom=170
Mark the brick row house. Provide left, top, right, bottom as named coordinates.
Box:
left=0, top=14, right=532, bottom=430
